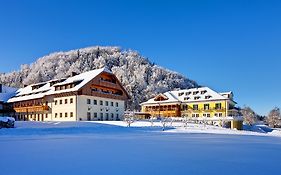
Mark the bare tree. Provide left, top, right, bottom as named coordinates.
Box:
left=241, top=106, right=258, bottom=126
left=149, top=116, right=155, bottom=127
left=182, top=116, right=190, bottom=129
left=160, top=117, right=169, bottom=131
left=266, top=107, right=281, bottom=128
left=123, top=112, right=135, bottom=127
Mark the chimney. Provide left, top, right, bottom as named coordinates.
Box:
left=71, top=72, right=78, bottom=77
left=0, top=84, right=2, bottom=93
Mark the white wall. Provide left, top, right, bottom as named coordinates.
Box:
left=76, top=95, right=125, bottom=121
left=47, top=95, right=77, bottom=121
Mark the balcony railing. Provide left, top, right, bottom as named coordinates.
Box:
left=14, top=105, right=49, bottom=113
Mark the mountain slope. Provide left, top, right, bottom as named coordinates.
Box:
left=0, top=46, right=198, bottom=109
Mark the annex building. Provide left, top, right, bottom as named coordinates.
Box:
left=8, top=67, right=129, bottom=121
left=140, top=87, right=242, bottom=129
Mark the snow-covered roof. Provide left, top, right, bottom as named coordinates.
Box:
left=141, top=87, right=234, bottom=105
left=0, top=85, right=18, bottom=103
left=8, top=67, right=111, bottom=103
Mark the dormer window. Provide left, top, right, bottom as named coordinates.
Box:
left=178, top=92, right=184, bottom=96
left=185, top=92, right=191, bottom=96
left=201, top=90, right=207, bottom=94
left=184, top=97, right=190, bottom=101
left=205, top=95, right=212, bottom=99
left=194, top=96, right=200, bottom=100
left=193, top=91, right=199, bottom=95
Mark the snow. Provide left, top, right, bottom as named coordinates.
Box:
left=0, top=116, right=15, bottom=122
left=1, top=121, right=281, bottom=175
left=141, top=87, right=232, bottom=105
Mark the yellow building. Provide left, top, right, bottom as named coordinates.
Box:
left=140, top=87, right=242, bottom=129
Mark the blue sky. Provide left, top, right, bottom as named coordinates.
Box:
left=0, top=0, right=280, bottom=115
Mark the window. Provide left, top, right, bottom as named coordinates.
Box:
left=193, top=91, right=199, bottom=95
left=111, top=113, right=114, bottom=119
left=65, top=99, right=68, bottom=104
left=186, top=92, right=191, bottom=96
left=193, top=104, right=198, bottom=110
left=70, top=112, right=73, bottom=117
left=105, top=101, right=109, bottom=106
left=116, top=102, right=119, bottom=107
left=192, top=114, right=195, bottom=117
left=207, top=114, right=210, bottom=117
left=100, top=113, right=104, bottom=120
left=70, top=98, right=73, bottom=104
left=194, top=96, right=200, bottom=100
left=196, top=114, right=199, bottom=117
left=201, top=90, right=207, bottom=94
left=215, top=103, right=222, bottom=110
left=219, top=113, right=223, bottom=117
left=205, top=95, right=212, bottom=99
left=182, top=105, right=188, bottom=111
left=55, top=113, right=58, bottom=118
left=93, top=100, right=97, bottom=105
left=87, top=112, right=91, bottom=120
left=65, top=113, right=68, bottom=117
left=45, top=114, right=48, bottom=118
left=60, top=100, right=63, bottom=104
left=106, top=113, right=109, bottom=120
left=111, top=102, right=114, bottom=106
left=87, top=99, right=91, bottom=104
left=94, top=113, right=97, bottom=118
left=184, top=97, right=190, bottom=101
left=55, top=100, right=58, bottom=105
left=60, top=113, right=62, bottom=118
left=178, top=92, right=184, bottom=96
left=204, top=104, right=210, bottom=110
left=116, top=113, right=119, bottom=120
left=100, top=100, right=103, bottom=105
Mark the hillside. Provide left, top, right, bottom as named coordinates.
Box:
left=0, top=46, right=198, bottom=109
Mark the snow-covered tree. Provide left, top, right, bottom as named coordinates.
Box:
left=0, top=46, right=198, bottom=110
left=241, top=106, right=258, bottom=126
left=266, top=107, right=281, bottom=128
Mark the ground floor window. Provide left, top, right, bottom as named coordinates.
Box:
left=87, top=112, right=91, bottom=121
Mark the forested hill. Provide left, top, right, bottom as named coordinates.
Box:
left=0, top=46, right=198, bottom=109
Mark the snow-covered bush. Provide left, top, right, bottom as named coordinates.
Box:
left=0, top=117, right=15, bottom=128
left=265, top=107, right=281, bottom=128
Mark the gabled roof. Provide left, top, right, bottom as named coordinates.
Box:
left=141, top=87, right=235, bottom=105
left=7, top=67, right=112, bottom=103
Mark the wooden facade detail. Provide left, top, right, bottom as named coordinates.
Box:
left=14, top=105, right=49, bottom=113
left=143, top=104, right=181, bottom=117
left=81, top=72, right=129, bottom=101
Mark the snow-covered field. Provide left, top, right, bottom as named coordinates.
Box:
left=1, top=121, right=281, bottom=175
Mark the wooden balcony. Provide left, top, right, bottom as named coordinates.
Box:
left=99, top=80, right=118, bottom=89
left=14, top=105, right=49, bottom=113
